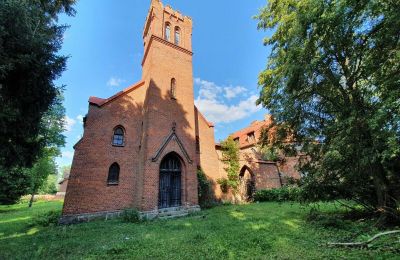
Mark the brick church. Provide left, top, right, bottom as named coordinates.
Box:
left=61, top=0, right=301, bottom=223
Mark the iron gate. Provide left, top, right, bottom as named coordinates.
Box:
left=159, top=154, right=181, bottom=208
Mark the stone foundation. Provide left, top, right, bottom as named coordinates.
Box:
left=59, top=205, right=200, bottom=225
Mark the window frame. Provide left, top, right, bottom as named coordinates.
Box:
left=170, top=78, right=177, bottom=99
left=107, top=162, right=120, bottom=186
left=165, top=23, right=171, bottom=41
left=174, top=26, right=181, bottom=45
left=112, top=126, right=125, bottom=147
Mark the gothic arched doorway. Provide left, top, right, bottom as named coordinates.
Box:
left=239, top=166, right=256, bottom=201
left=158, top=153, right=182, bottom=208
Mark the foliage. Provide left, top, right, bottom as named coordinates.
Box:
left=216, top=178, right=229, bottom=193
left=0, top=167, right=31, bottom=204
left=256, top=0, right=400, bottom=218
left=38, top=173, right=58, bottom=195
left=0, top=0, right=75, bottom=196
left=0, top=93, right=65, bottom=204
left=1, top=201, right=400, bottom=259
left=122, top=208, right=141, bottom=223
left=31, top=209, right=60, bottom=227
left=197, top=168, right=214, bottom=208
left=259, top=145, right=280, bottom=162
left=59, top=164, right=71, bottom=180
left=254, top=186, right=301, bottom=202
left=218, top=136, right=240, bottom=192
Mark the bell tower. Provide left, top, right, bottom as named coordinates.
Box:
left=136, top=0, right=198, bottom=211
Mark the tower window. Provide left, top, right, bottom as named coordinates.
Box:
left=107, top=163, right=120, bottom=185
left=174, top=27, right=180, bottom=45
left=112, top=126, right=125, bottom=146
left=165, top=23, right=171, bottom=41
left=171, top=78, right=176, bottom=99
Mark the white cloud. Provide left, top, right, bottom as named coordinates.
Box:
left=194, top=78, right=261, bottom=123
left=224, top=86, right=247, bottom=99
left=76, top=114, right=84, bottom=124
left=107, top=77, right=125, bottom=87
left=63, top=116, right=76, bottom=132
left=62, top=151, right=74, bottom=160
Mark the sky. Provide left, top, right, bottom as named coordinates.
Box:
left=56, top=0, right=273, bottom=168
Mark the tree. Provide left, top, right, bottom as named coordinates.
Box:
left=0, top=0, right=73, bottom=204
left=256, top=0, right=400, bottom=219
left=0, top=0, right=75, bottom=170
left=218, top=137, right=240, bottom=195
left=0, top=93, right=66, bottom=204
left=28, top=155, right=57, bottom=207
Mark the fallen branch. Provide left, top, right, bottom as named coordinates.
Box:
left=328, top=230, right=400, bottom=247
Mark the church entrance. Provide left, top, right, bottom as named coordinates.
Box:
left=158, top=153, right=182, bottom=208
left=239, top=166, right=256, bottom=201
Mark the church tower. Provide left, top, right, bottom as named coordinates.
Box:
left=135, top=0, right=199, bottom=212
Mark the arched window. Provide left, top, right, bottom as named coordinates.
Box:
left=174, top=27, right=180, bottom=45
left=107, top=163, right=120, bottom=185
left=165, top=23, right=171, bottom=41
left=170, top=78, right=176, bottom=99
left=112, top=126, right=124, bottom=146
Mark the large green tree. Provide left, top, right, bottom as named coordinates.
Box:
left=0, top=0, right=75, bottom=170
left=0, top=0, right=73, bottom=204
left=256, top=0, right=400, bottom=219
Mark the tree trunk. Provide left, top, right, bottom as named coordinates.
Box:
left=28, top=193, right=35, bottom=208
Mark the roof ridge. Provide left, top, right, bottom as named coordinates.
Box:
left=89, top=80, right=145, bottom=107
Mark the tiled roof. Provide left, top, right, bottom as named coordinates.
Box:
left=89, top=80, right=145, bottom=107
left=230, top=115, right=273, bottom=149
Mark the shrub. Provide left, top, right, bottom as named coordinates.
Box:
left=32, top=210, right=61, bottom=227
left=122, top=208, right=141, bottom=223
left=254, top=186, right=301, bottom=202
left=217, top=178, right=229, bottom=193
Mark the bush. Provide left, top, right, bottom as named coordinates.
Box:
left=197, top=169, right=215, bottom=208
left=217, top=178, right=229, bottom=193
left=254, top=186, right=301, bottom=202
left=32, top=210, right=61, bottom=227
left=122, top=208, right=141, bottom=223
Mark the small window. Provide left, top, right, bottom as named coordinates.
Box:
left=174, top=27, right=180, bottom=45
left=107, top=163, right=120, bottom=185
left=165, top=23, right=171, bottom=41
left=170, top=78, right=176, bottom=99
left=196, top=136, right=200, bottom=153
left=247, top=132, right=255, bottom=143
left=233, top=137, right=239, bottom=143
left=112, top=126, right=124, bottom=146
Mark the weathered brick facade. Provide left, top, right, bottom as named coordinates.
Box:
left=62, top=0, right=301, bottom=221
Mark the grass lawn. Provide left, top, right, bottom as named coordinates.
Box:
left=0, top=200, right=399, bottom=259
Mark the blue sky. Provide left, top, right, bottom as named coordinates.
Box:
left=56, top=0, right=272, bottom=167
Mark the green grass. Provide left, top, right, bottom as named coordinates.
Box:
left=0, top=201, right=399, bottom=259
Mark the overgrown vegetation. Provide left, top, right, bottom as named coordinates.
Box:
left=1, top=201, right=400, bottom=258
left=122, top=208, right=141, bottom=223
left=197, top=168, right=214, bottom=208
left=254, top=186, right=301, bottom=202
left=256, top=0, right=400, bottom=223
left=217, top=137, right=240, bottom=193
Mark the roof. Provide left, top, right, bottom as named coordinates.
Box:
left=89, top=80, right=145, bottom=107
left=195, top=106, right=214, bottom=127
left=230, top=115, right=273, bottom=149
